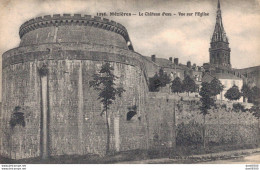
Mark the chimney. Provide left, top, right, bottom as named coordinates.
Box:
left=174, top=58, right=179, bottom=65
left=169, top=57, right=173, bottom=62
left=151, top=55, right=156, bottom=62
left=187, top=61, right=191, bottom=68
left=192, top=64, right=197, bottom=70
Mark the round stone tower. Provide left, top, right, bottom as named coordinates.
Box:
left=1, top=14, right=148, bottom=159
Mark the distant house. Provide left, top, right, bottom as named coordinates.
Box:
left=143, top=55, right=203, bottom=83
left=202, top=72, right=243, bottom=102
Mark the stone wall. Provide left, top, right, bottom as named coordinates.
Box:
left=146, top=92, right=259, bottom=148
left=0, top=58, right=149, bottom=159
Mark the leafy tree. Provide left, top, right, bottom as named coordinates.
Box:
left=158, top=68, right=171, bottom=87
left=149, top=73, right=161, bottom=92
left=199, top=82, right=215, bottom=148
left=171, top=77, right=183, bottom=93
left=249, top=86, right=260, bottom=104
left=241, top=84, right=252, bottom=102
left=89, top=63, right=125, bottom=154
left=224, top=85, right=241, bottom=101
left=210, top=78, right=224, bottom=97
left=182, top=75, right=196, bottom=95
left=149, top=68, right=171, bottom=92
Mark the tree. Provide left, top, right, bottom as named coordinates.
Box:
left=224, top=85, right=241, bottom=101
left=250, top=102, right=260, bottom=146
left=89, top=63, right=125, bottom=154
left=149, top=73, right=161, bottom=92
left=171, top=77, right=183, bottom=93
left=241, top=84, right=252, bottom=102
left=199, top=82, right=215, bottom=148
left=149, top=68, right=171, bottom=92
left=158, top=68, right=171, bottom=87
left=182, top=75, right=196, bottom=95
left=249, top=86, right=260, bottom=104
left=210, top=78, right=224, bottom=97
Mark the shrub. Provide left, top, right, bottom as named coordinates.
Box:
left=221, top=104, right=227, bottom=109
left=176, top=121, right=203, bottom=146
left=232, top=103, right=245, bottom=112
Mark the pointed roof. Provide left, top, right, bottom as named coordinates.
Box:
left=218, top=0, right=220, bottom=9
left=211, top=0, right=228, bottom=43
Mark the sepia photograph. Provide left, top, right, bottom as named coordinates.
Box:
left=0, top=0, right=259, bottom=168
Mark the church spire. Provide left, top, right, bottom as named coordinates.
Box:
left=211, top=0, right=228, bottom=43
left=209, top=0, right=231, bottom=68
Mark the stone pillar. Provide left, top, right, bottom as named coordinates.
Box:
left=172, top=100, right=176, bottom=149
left=39, top=65, right=49, bottom=159
left=114, top=112, right=120, bottom=152
left=77, top=62, right=84, bottom=154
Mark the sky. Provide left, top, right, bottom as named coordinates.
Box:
left=0, top=0, right=260, bottom=100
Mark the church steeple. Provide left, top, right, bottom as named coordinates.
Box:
left=209, top=0, right=231, bottom=68
left=211, top=0, right=228, bottom=43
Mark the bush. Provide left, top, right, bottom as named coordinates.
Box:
left=221, top=104, right=227, bottom=109
left=176, top=121, right=203, bottom=146
left=232, top=103, right=246, bottom=112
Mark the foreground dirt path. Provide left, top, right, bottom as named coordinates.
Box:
left=117, top=148, right=260, bottom=164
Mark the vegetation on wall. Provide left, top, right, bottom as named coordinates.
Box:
left=38, top=64, right=49, bottom=77
left=176, top=121, right=203, bottom=146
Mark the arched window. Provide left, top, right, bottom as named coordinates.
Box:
left=9, top=106, right=25, bottom=128
left=127, top=111, right=137, bottom=121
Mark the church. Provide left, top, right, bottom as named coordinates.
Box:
left=202, top=0, right=244, bottom=102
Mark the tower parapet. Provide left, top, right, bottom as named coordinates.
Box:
left=19, top=14, right=134, bottom=50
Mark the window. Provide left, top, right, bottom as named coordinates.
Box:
left=9, top=106, right=25, bottom=128
left=127, top=111, right=137, bottom=121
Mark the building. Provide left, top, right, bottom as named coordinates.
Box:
left=0, top=14, right=150, bottom=159
left=202, top=0, right=244, bottom=102
left=144, top=55, right=203, bottom=84
left=236, top=66, right=260, bottom=88
left=209, top=0, right=231, bottom=68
